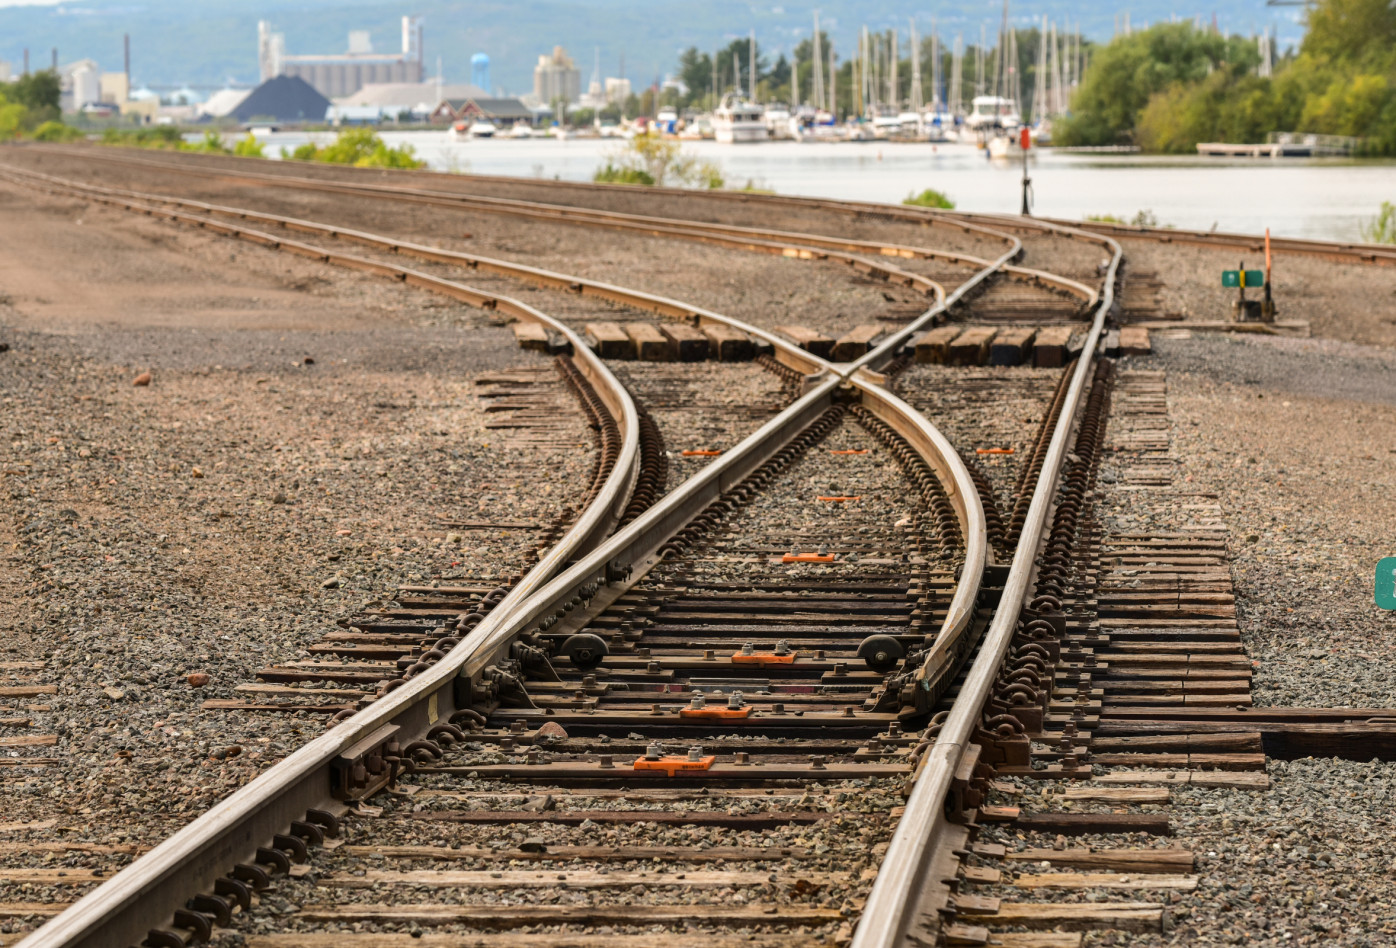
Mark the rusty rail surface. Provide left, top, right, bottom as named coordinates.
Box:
left=0, top=164, right=1021, bottom=948
left=17, top=144, right=1096, bottom=304
left=850, top=221, right=1123, bottom=948
left=28, top=142, right=1390, bottom=267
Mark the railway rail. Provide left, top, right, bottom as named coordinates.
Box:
left=24, top=142, right=1394, bottom=267
left=0, top=158, right=1170, bottom=948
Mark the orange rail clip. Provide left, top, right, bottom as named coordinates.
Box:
left=782, top=553, right=835, bottom=563
left=732, top=651, right=797, bottom=665
left=633, top=755, right=716, bottom=776
left=830, top=449, right=869, bottom=455
left=682, top=449, right=722, bottom=457
left=976, top=448, right=1015, bottom=455
left=816, top=495, right=862, bottom=503
left=679, top=706, right=752, bottom=720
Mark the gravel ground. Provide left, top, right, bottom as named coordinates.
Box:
left=978, top=333, right=1396, bottom=948
left=1150, top=333, right=1396, bottom=707
left=1121, top=239, right=1396, bottom=349
left=0, top=149, right=991, bottom=341
left=210, top=411, right=935, bottom=943
left=0, top=181, right=600, bottom=940
left=18, top=144, right=1016, bottom=262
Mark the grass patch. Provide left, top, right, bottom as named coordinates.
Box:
left=1361, top=201, right=1396, bottom=244
left=902, top=188, right=955, bottom=209
left=1087, top=209, right=1161, bottom=228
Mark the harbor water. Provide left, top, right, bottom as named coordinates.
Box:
left=259, top=130, right=1396, bottom=243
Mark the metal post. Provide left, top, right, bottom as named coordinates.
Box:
left=1021, top=141, right=1031, bottom=214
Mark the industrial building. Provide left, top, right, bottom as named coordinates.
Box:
left=532, top=46, right=580, bottom=106
left=258, top=17, right=425, bottom=100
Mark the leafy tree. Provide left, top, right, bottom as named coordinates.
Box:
left=10, top=70, right=60, bottom=119
left=1304, top=0, right=1396, bottom=71
left=1058, top=24, right=1254, bottom=146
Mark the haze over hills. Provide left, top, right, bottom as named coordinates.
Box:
left=0, top=0, right=1305, bottom=94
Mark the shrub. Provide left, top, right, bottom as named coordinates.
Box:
left=233, top=134, right=265, bottom=158
left=1361, top=201, right=1396, bottom=244
left=282, top=129, right=424, bottom=168
left=593, top=162, right=656, bottom=185
left=593, top=134, right=723, bottom=188
left=31, top=120, right=83, bottom=142
left=903, top=188, right=956, bottom=209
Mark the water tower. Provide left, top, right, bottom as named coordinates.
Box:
left=471, top=52, right=490, bottom=92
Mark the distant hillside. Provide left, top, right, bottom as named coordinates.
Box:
left=0, top=0, right=1303, bottom=96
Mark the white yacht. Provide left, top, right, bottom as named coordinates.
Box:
left=965, top=95, right=1021, bottom=130
left=713, top=93, right=768, bottom=144
left=763, top=104, right=792, bottom=140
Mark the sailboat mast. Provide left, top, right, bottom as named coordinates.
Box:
left=951, top=36, right=963, bottom=114
left=909, top=19, right=921, bottom=114
left=829, top=42, right=836, bottom=116
left=749, top=29, right=756, bottom=102
left=812, top=13, right=824, bottom=112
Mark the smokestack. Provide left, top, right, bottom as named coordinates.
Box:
left=124, top=33, right=130, bottom=83
left=22, top=48, right=28, bottom=76
left=51, top=48, right=57, bottom=71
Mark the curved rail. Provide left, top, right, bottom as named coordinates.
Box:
left=850, top=222, right=1123, bottom=948
left=16, top=146, right=1100, bottom=306
left=4, top=164, right=1011, bottom=948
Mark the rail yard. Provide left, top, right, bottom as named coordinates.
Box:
left=0, top=144, right=1393, bottom=948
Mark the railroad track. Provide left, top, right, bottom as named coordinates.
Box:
left=12, top=160, right=1280, bottom=948
left=26, top=143, right=1392, bottom=267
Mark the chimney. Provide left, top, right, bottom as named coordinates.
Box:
left=124, top=33, right=130, bottom=84
left=51, top=47, right=57, bottom=71
left=22, top=48, right=28, bottom=76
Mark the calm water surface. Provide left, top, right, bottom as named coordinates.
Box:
left=260, top=130, right=1396, bottom=242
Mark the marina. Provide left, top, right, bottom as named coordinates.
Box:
left=256, top=130, right=1396, bottom=241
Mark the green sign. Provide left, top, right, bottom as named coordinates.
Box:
left=1222, top=270, right=1265, bottom=288
left=1378, top=557, right=1396, bottom=610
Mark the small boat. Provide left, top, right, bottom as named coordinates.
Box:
left=448, top=119, right=499, bottom=141
left=987, top=134, right=1013, bottom=159
left=654, top=107, right=679, bottom=136
left=507, top=122, right=534, bottom=139
left=965, top=95, right=1021, bottom=131
left=713, top=93, right=767, bottom=144
left=764, top=104, right=792, bottom=140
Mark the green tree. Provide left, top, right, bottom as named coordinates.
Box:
left=1304, top=0, right=1396, bottom=70
left=1058, top=23, right=1255, bottom=146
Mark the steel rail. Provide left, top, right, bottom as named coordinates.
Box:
left=18, top=146, right=1097, bottom=304
left=0, top=164, right=834, bottom=379
left=850, top=221, right=1123, bottom=948
left=37, top=143, right=1393, bottom=265
left=4, top=166, right=1007, bottom=948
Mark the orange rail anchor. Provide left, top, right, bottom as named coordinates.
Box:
left=830, top=449, right=869, bottom=455
left=976, top=447, right=1015, bottom=455
left=782, top=552, right=835, bottom=563
left=681, top=449, right=722, bottom=457
left=816, top=495, right=862, bottom=502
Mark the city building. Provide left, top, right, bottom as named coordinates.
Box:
left=58, top=59, right=101, bottom=112
left=99, top=72, right=130, bottom=105
left=258, top=16, right=424, bottom=100
left=532, top=46, right=580, bottom=106
left=604, top=77, right=632, bottom=106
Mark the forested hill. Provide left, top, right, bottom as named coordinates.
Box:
left=0, top=0, right=1296, bottom=93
